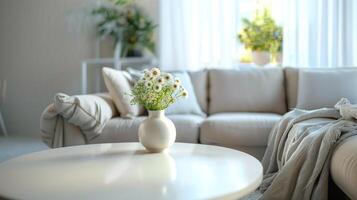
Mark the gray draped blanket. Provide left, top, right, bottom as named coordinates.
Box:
left=260, top=98, right=357, bottom=200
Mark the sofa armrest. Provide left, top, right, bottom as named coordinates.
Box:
left=40, top=93, right=118, bottom=148
left=330, top=135, right=357, bottom=200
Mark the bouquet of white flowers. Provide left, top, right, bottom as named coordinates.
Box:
left=130, top=68, right=188, bottom=111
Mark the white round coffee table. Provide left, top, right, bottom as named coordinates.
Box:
left=0, top=143, right=262, bottom=200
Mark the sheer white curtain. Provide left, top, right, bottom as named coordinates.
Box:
left=159, top=0, right=357, bottom=69
left=159, top=0, right=284, bottom=70
left=283, top=0, right=357, bottom=68
left=159, top=0, right=242, bottom=70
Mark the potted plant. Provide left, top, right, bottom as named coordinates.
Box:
left=238, top=9, right=282, bottom=66
left=270, top=26, right=283, bottom=64
left=92, top=0, right=157, bottom=58
left=129, top=68, right=188, bottom=152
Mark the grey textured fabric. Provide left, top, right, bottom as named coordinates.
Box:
left=331, top=135, right=357, bottom=200
left=260, top=104, right=357, bottom=200
left=209, top=68, right=287, bottom=114
left=89, top=114, right=204, bottom=144
left=200, top=113, right=281, bottom=147
left=189, top=69, right=208, bottom=113
left=40, top=93, right=117, bottom=147
left=284, top=67, right=299, bottom=110
left=296, top=69, right=357, bottom=110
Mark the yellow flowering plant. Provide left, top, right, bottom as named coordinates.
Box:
left=238, top=9, right=282, bottom=53
left=129, top=68, right=188, bottom=111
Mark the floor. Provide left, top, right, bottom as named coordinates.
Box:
left=0, top=134, right=48, bottom=163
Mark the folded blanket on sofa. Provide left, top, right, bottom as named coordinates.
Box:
left=260, top=98, right=357, bottom=200
left=40, top=93, right=117, bottom=148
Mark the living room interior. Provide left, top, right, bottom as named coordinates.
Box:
left=0, top=0, right=356, bottom=199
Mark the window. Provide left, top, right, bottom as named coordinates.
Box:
left=159, top=0, right=283, bottom=70
left=159, top=0, right=357, bottom=70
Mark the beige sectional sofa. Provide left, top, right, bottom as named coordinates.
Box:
left=41, top=67, right=357, bottom=199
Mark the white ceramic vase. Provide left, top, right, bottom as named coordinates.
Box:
left=252, top=51, right=270, bottom=66
left=139, top=110, right=176, bottom=153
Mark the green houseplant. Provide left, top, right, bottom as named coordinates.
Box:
left=92, top=0, right=157, bottom=57
left=270, top=26, right=283, bottom=64
left=238, top=9, right=283, bottom=65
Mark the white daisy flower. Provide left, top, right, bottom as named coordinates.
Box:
left=154, top=84, right=162, bottom=92
left=173, top=83, right=179, bottom=89
left=145, top=71, right=152, bottom=78
left=182, top=89, right=188, bottom=98
left=130, top=67, right=190, bottom=111
left=150, top=67, right=161, bottom=77
left=164, top=73, right=173, bottom=81
left=145, top=81, right=153, bottom=88
left=174, top=78, right=181, bottom=85
left=156, top=77, right=165, bottom=84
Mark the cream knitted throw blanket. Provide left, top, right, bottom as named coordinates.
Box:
left=260, top=98, right=357, bottom=200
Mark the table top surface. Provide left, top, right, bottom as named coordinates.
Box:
left=0, top=143, right=262, bottom=200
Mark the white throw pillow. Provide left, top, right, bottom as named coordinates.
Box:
left=188, top=70, right=208, bottom=113
left=102, top=67, right=143, bottom=118
left=296, top=69, right=357, bottom=110
left=53, top=93, right=117, bottom=140
left=165, top=72, right=206, bottom=116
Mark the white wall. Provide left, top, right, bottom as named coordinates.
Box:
left=0, top=0, right=159, bottom=137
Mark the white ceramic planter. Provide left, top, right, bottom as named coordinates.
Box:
left=139, top=110, right=176, bottom=153
left=252, top=51, right=270, bottom=66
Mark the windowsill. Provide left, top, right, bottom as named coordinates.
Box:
left=237, top=62, right=282, bottom=69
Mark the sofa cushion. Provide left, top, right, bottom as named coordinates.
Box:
left=296, top=69, right=357, bottom=110
left=166, top=72, right=205, bottom=116
left=89, top=114, right=204, bottom=144
left=209, top=68, right=286, bottom=114
left=189, top=70, right=208, bottom=113
left=331, top=135, right=357, bottom=200
left=284, top=67, right=357, bottom=110
left=200, top=112, right=282, bottom=147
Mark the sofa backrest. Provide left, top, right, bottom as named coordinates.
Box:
left=284, top=67, right=299, bottom=109
left=284, top=67, right=357, bottom=110
left=208, top=68, right=287, bottom=114
left=186, top=67, right=357, bottom=114
left=126, top=66, right=357, bottom=115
